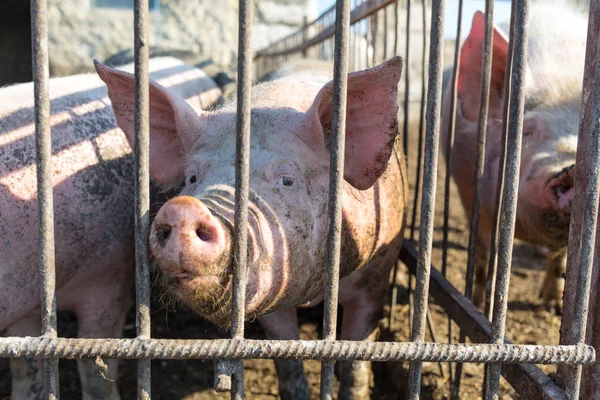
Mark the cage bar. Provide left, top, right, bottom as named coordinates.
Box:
left=486, top=1, right=529, bottom=398
left=133, top=0, right=151, bottom=398
left=320, top=0, right=350, bottom=398
left=407, top=0, right=445, bottom=398
left=452, top=0, right=493, bottom=397
left=31, top=0, right=59, bottom=398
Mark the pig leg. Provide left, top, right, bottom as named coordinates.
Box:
left=7, top=313, right=44, bottom=400
left=337, top=292, right=382, bottom=400
left=540, top=248, right=566, bottom=314
left=258, top=309, right=310, bottom=400
left=473, top=228, right=492, bottom=311
left=74, top=282, right=132, bottom=400
left=337, top=257, right=394, bottom=400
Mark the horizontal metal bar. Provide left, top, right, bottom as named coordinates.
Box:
left=399, top=241, right=575, bottom=399
left=254, top=0, right=395, bottom=58
left=0, top=337, right=593, bottom=365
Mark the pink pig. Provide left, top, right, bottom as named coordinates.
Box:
left=441, top=4, right=587, bottom=313
left=0, top=57, right=221, bottom=400
left=96, top=56, right=407, bottom=400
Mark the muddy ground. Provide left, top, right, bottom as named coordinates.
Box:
left=0, top=111, right=562, bottom=400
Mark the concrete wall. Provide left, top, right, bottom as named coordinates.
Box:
left=45, top=0, right=316, bottom=77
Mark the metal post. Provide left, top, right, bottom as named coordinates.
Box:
left=485, top=1, right=529, bottom=398
left=402, top=0, right=411, bottom=158
left=133, top=0, right=151, bottom=398
left=561, top=2, right=600, bottom=398
left=319, top=0, right=350, bottom=398
left=407, top=0, right=445, bottom=398
left=453, top=1, right=493, bottom=398
left=31, top=0, right=59, bottom=398
left=230, top=0, right=254, bottom=398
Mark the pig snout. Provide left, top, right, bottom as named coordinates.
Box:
left=150, top=196, right=230, bottom=280
left=545, top=164, right=575, bottom=218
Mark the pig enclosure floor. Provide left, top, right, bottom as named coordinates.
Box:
left=0, top=115, right=562, bottom=400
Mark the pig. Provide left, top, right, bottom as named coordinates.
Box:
left=0, top=56, right=222, bottom=400
left=95, top=55, right=406, bottom=400
left=441, top=2, right=588, bottom=314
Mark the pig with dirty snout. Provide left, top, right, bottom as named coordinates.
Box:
left=95, top=56, right=407, bottom=400
left=441, top=4, right=587, bottom=314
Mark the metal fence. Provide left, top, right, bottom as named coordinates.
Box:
left=0, top=0, right=599, bottom=399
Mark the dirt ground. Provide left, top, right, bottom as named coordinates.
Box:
left=0, top=108, right=562, bottom=400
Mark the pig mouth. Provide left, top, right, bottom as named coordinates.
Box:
left=545, top=165, right=575, bottom=218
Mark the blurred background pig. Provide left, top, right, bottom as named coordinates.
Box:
left=441, top=1, right=588, bottom=313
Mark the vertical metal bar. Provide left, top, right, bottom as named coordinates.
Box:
left=452, top=1, right=494, bottom=398
left=402, top=0, right=411, bottom=158
left=302, top=16, right=308, bottom=58
left=383, top=5, right=388, bottom=58
left=564, top=5, right=600, bottom=398
left=319, top=0, right=350, bottom=398
left=485, top=0, right=516, bottom=324
left=31, top=0, right=59, bottom=398
left=409, top=0, right=430, bottom=242
left=482, top=3, right=516, bottom=397
left=231, top=0, right=254, bottom=398
left=407, top=0, right=445, bottom=398
left=394, top=0, right=399, bottom=56
left=133, top=0, right=151, bottom=398
left=485, top=1, right=529, bottom=398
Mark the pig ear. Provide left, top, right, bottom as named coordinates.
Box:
left=306, top=56, right=403, bottom=190
left=94, top=59, right=201, bottom=185
left=458, top=11, right=509, bottom=121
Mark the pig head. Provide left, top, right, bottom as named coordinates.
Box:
left=95, top=57, right=405, bottom=329
left=441, top=6, right=587, bottom=310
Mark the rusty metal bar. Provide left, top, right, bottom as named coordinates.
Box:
left=31, top=0, right=59, bottom=398
left=482, top=2, right=516, bottom=397
left=133, top=0, right=151, bottom=398
left=486, top=1, right=529, bottom=398
left=398, top=242, right=579, bottom=399
left=453, top=1, right=493, bottom=398
left=563, top=4, right=600, bottom=398
left=441, top=0, right=462, bottom=279
left=0, top=336, right=593, bottom=365
left=407, top=0, right=445, bottom=397
left=402, top=0, right=411, bottom=157
left=485, top=0, right=516, bottom=324
left=394, top=0, right=399, bottom=56
left=255, top=0, right=394, bottom=59
left=229, top=0, right=254, bottom=398
left=409, top=0, right=429, bottom=242
left=556, top=1, right=600, bottom=396
left=320, top=0, right=350, bottom=398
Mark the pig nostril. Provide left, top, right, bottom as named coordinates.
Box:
left=154, top=225, right=172, bottom=247
left=196, top=228, right=212, bottom=241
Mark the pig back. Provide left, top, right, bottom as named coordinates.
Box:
left=0, top=58, right=221, bottom=328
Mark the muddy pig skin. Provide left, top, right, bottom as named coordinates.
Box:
left=96, top=56, right=407, bottom=400
left=441, top=2, right=587, bottom=313
left=0, top=57, right=221, bottom=400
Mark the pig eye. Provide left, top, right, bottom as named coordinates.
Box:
left=277, top=176, right=295, bottom=187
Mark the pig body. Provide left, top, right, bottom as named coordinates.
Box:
left=441, top=2, right=587, bottom=312
left=0, top=57, right=221, bottom=400
left=97, top=56, right=406, bottom=400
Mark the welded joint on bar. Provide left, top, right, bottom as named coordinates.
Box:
left=214, top=359, right=242, bottom=392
